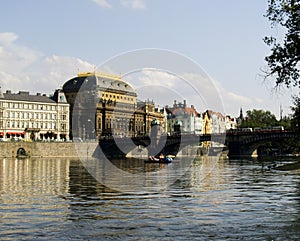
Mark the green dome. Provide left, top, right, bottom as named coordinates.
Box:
left=151, top=119, right=160, bottom=126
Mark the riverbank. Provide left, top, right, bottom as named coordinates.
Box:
left=0, top=142, right=228, bottom=159
left=0, top=142, right=78, bottom=158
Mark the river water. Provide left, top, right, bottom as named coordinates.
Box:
left=0, top=156, right=300, bottom=240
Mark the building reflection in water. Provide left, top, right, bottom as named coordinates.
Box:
left=0, top=158, right=71, bottom=196
left=68, top=159, right=116, bottom=198
left=189, top=156, right=232, bottom=191
left=186, top=156, right=237, bottom=210
left=0, top=156, right=236, bottom=199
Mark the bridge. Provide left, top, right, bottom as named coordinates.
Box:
left=225, top=130, right=295, bottom=157
left=97, top=130, right=295, bottom=158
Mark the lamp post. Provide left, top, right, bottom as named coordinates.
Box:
left=0, top=108, right=6, bottom=139
left=87, top=118, right=95, bottom=140
left=83, top=124, right=86, bottom=141
left=0, top=118, right=7, bottom=139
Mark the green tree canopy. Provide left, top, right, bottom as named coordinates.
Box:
left=291, top=96, right=300, bottom=132
left=240, top=109, right=278, bottom=128
left=264, top=0, right=300, bottom=87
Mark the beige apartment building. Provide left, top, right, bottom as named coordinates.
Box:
left=0, top=88, right=70, bottom=141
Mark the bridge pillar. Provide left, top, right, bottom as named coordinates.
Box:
left=227, top=141, right=257, bottom=158
left=147, top=121, right=168, bottom=156
left=227, top=141, right=241, bottom=158
left=148, top=123, right=161, bottom=156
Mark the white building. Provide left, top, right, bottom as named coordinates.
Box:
left=225, top=115, right=237, bottom=130
left=0, top=88, right=70, bottom=141
left=202, top=110, right=227, bottom=134
left=166, top=100, right=202, bottom=135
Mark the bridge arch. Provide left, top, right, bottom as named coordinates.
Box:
left=226, top=131, right=295, bottom=158
left=16, top=147, right=29, bottom=158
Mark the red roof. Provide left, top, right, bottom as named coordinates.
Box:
left=168, top=106, right=199, bottom=116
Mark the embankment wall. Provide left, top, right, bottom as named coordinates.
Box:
left=0, top=142, right=79, bottom=158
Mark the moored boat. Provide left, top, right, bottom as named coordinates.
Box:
left=146, top=155, right=173, bottom=163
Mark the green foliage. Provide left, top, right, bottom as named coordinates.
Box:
left=239, top=109, right=278, bottom=128
left=264, top=0, right=300, bottom=87
left=291, top=95, right=300, bottom=134
left=278, top=115, right=292, bottom=129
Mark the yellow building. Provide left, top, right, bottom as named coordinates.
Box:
left=62, top=72, right=165, bottom=139
left=202, top=110, right=211, bottom=135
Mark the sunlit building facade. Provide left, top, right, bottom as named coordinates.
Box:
left=166, top=100, right=202, bottom=135
left=62, top=72, right=165, bottom=139
left=0, top=88, right=70, bottom=141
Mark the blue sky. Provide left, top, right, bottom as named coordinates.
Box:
left=0, top=0, right=296, bottom=118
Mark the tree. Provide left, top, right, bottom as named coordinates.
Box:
left=264, top=0, right=300, bottom=88
left=291, top=95, right=300, bottom=132
left=278, top=114, right=292, bottom=129
left=240, top=109, right=278, bottom=128
left=289, top=96, right=300, bottom=151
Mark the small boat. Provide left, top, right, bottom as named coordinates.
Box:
left=145, top=155, right=173, bottom=163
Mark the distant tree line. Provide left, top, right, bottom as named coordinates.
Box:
left=239, top=109, right=291, bottom=129
left=238, top=108, right=295, bottom=154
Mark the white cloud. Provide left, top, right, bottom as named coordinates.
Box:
left=133, top=69, right=177, bottom=87
left=92, top=0, right=112, bottom=8
left=226, top=91, right=252, bottom=104
left=126, top=70, right=258, bottom=116
left=91, top=0, right=146, bottom=9
left=123, top=70, right=226, bottom=113
left=120, top=0, right=146, bottom=9
left=0, top=32, right=18, bottom=45
left=0, top=32, right=272, bottom=118
left=0, top=32, right=94, bottom=95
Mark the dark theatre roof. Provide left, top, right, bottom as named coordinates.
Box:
left=62, top=72, right=136, bottom=95
left=2, top=90, right=56, bottom=103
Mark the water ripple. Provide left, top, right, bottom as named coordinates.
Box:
left=1, top=157, right=300, bottom=240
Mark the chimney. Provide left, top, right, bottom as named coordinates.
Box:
left=18, top=91, right=29, bottom=95
left=183, top=100, right=186, bottom=107
left=0, top=87, right=3, bottom=98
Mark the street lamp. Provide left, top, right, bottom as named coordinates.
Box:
left=87, top=118, right=95, bottom=140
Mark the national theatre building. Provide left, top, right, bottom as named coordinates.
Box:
left=62, top=72, right=166, bottom=140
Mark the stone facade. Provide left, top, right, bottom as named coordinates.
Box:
left=0, top=88, right=70, bottom=141
left=62, top=72, right=165, bottom=139
left=0, top=142, right=79, bottom=158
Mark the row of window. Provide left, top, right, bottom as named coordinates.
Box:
left=0, top=102, right=68, bottom=111
left=3, top=121, right=56, bottom=129
left=3, top=112, right=67, bottom=121
left=68, top=93, right=135, bottom=103
left=1, top=121, right=67, bottom=131
left=102, top=93, right=134, bottom=102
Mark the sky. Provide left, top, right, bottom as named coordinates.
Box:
left=0, top=0, right=297, bottom=119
